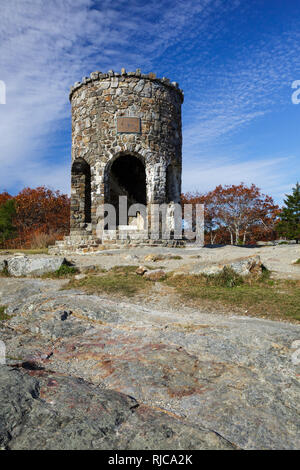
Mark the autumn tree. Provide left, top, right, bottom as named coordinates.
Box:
left=276, top=183, right=300, bottom=243
left=0, top=191, right=12, bottom=206
left=212, top=183, right=279, bottom=245
left=182, top=183, right=279, bottom=245
left=12, top=186, right=70, bottom=247
left=0, top=187, right=70, bottom=248
left=15, top=186, right=69, bottom=233
left=181, top=191, right=220, bottom=244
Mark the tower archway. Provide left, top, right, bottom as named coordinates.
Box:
left=106, top=153, right=146, bottom=226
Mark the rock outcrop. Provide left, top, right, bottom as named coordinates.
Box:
left=190, top=255, right=264, bottom=277
left=0, top=366, right=234, bottom=450
left=143, top=269, right=166, bottom=281
left=3, top=255, right=66, bottom=277
left=0, top=277, right=299, bottom=450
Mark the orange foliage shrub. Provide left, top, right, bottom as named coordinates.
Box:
left=0, top=192, right=12, bottom=206
left=0, top=186, right=70, bottom=249
left=182, top=183, right=279, bottom=245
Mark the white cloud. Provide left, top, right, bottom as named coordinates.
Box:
left=183, top=28, right=300, bottom=152
left=182, top=154, right=298, bottom=203
left=0, top=0, right=299, bottom=206
left=0, top=0, right=238, bottom=193
left=180, top=24, right=300, bottom=203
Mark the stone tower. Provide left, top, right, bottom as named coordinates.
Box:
left=66, top=68, right=183, bottom=250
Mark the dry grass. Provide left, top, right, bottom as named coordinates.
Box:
left=171, top=323, right=211, bottom=331
left=66, top=265, right=150, bottom=297
left=166, top=271, right=300, bottom=322
left=0, top=306, right=10, bottom=322
left=0, top=231, right=62, bottom=252
left=29, top=231, right=62, bottom=249
left=0, top=249, right=49, bottom=255
left=63, top=264, right=300, bottom=323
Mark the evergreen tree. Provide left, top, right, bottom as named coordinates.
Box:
left=277, top=183, right=300, bottom=243
left=0, top=199, right=16, bottom=245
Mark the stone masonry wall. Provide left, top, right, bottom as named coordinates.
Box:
left=70, top=68, right=183, bottom=239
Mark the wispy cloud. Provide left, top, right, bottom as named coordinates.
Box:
left=182, top=154, right=298, bottom=203
left=181, top=20, right=300, bottom=202
left=0, top=0, right=238, bottom=193
left=0, top=0, right=299, bottom=204
left=183, top=28, right=300, bottom=152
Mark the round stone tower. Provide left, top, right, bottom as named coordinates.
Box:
left=69, top=68, right=183, bottom=246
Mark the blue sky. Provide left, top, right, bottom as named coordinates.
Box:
left=0, top=0, right=299, bottom=204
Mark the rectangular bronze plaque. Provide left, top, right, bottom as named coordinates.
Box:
left=117, top=117, right=141, bottom=133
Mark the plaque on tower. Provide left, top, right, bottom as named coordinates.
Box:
left=117, top=117, right=141, bottom=133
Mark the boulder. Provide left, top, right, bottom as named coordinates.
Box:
left=191, top=255, right=264, bottom=277
left=7, top=256, right=66, bottom=277
left=229, top=255, right=263, bottom=276
left=144, top=253, right=165, bottom=262
left=197, top=265, right=224, bottom=276
left=143, top=269, right=166, bottom=281
left=74, top=274, right=86, bottom=281
left=136, top=265, right=148, bottom=276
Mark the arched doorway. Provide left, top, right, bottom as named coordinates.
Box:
left=71, top=158, right=91, bottom=228
left=106, top=154, right=146, bottom=226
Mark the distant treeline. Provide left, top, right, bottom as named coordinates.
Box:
left=0, top=182, right=299, bottom=248
left=182, top=182, right=300, bottom=245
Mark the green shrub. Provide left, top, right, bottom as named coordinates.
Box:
left=46, top=264, right=79, bottom=278
left=0, top=264, right=10, bottom=277
left=259, top=265, right=271, bottom=282
left=0, top=306, right=10, bottom=321
left=0, top=199, right=16, bottom=245
left=206, top=266, right=244, bottom=288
